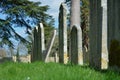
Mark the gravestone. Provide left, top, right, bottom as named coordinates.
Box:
left=59, top=3, right=68, bottom=64
left=101, top=0, right=108, bottom=69
left=108, top=0, right=120, bottom=67
left=70, top=0, right=83, bottom=65
left=37, top=25, right=42, bottom=61
left=38, top=23, right=45, bottom=61
left=71, top=26, right=83, bottom=64
left=108, top=0, right=120, bottom=45
left=32, top=27, right=38, bottom=62
left=89, top=0, right=108, bottom=69
left=32, top=23, right=45, bottom=62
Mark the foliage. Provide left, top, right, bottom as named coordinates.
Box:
left=25, top=33, right=33, bottom=54
left=0, top=62, right=120, bottom=80
left=81, top=0, right=89, bottom=49
left=0, top=0, right=54, bottom=47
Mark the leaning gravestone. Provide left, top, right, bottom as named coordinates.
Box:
left=59, top=3, right=68, bottom=64
left=45, top=30, right=57, bottom=62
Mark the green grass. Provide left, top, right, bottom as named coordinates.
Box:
left=0, top=62, right=120, bottom=80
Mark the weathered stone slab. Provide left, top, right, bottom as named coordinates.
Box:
left=89, top=0, right=108, bottom=69
left=39, top=23, right=45, bottom=61
left=37, top=23, right=45, bottom=61
left=71, top=26, right=83, bottom=65
left=59, top=3, right=68, bottom=64
left=31, top=23, right=45, bottom=62
left=101, top=0, right=108, bottom=69
left=108, top=0, right=120, bottom=67
left=70, top=0, right=83, bottom=65
left=32, top=27, right=38, bottom=62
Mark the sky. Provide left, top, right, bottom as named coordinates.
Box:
left=0, top=0, right=65, bottom=55
left=0, top=0, right=65, bottom=48
left=16, top=0, right=65, bottom=38
left=30, top=0, right=65, bottom=27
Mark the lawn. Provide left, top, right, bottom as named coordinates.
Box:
left=0, top=62, right=120, bottom=80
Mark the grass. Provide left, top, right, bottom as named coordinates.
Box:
left=0, top=62, right=120, bottom=80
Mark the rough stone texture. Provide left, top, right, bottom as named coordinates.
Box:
left=107, top=0, right=115, bottom=48
left=70, top=0, right=83, bottom=65
left=89, top=0, right=108, bottom=69
left=108, top=0, right=120, bottom=46
left=71, top=26, right=83, bottom=65
left=89, top=0, right=101, bottom=69
left=108, top=0, right=120, bottom=67
left=59, top=3, right=68, bottom=64
left=114, top=0, right=120, bottom=42
left=101, top=0, right=108, bottom=69
left=45, top=30, right=56, bottom=62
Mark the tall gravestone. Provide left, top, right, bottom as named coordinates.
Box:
left=70, top=0, right=83, bottom=65
left=37, top=23, right=45, bottom=61
left=108, top=0, right=120, bottom=45
left=32, top=27, right=38, bottom=62
left=108, top=0, right=120, bottom=66
left=71, top=26, right=83, bottom=64
left=89, top=0, right=108, bottom=69
left=39, top=23, right=45, bottom=60
left=32, top=23, right=45, bottom=62
left=59, top=3, right=68, bottom=64
left=101, top=0, right=108, bottom=69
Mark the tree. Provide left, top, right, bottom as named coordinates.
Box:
left=81, top=0, right=89, bottom=49
left=0, top=0, right=54, bottom=48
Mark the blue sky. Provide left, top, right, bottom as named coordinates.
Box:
left=30, top=0, right=65, bottom=27
left=0, top=0, right=65, bottom=54
left=18, top=0, right=65, bottom=37
left=0, top=0, right=65, bottom=38
left=0, top=0, right=65, bottom=44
